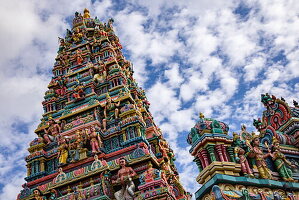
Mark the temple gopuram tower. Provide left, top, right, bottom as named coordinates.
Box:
left=17, top=9, right=190, bottom=200
left=187, top=95, right=299, bottom=200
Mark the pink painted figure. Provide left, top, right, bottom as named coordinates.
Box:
left=233, top=133, right=254, bottom=177
left=235, top=146, right=253, bottom=177
left=114, top=157, right=137, bottom=200
left=88, top=126, right=102, bottom=154
left=43, top=119, right=61, bottom=144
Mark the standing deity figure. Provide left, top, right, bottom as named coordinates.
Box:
left=158, top=135, right=169, bottom=159
left=87, top=126, right=102, bottom=154
left=103, top=95, right=120, bottom=131
left=43, top=119, right=61, bottom=144
left=232, top=133, right=254, bottom=177
left=269, top=137, right=296, bottom=181
left=114, top=157, right=137, bottom=200
left=248, top=135, right=272, bottom=179
left=57, top=136, right=68, bottom=165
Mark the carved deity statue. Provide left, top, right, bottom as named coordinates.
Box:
left=232, top=132, right=254, bottom=177
left=248, top=135, right=272, bottom=179
left=103, top=95, right=120, bottom=130
left=92, top=60, right=107, bottom=83
left=57, top=136, right=68, bottom=165
left=269, top=137, right=296, bottom=181
left=158, top=135, right=169, bottom=159
left=72, top=81, right=85, bottom=100
left=87, top=126, right=102, bottom=154
left=43, top=119, right=61, bottom=144
left=114, top=157, right=137, bottom=200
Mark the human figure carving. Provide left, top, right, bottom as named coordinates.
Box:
left=92, top=60, right=107, bottom=83
left=114, top=157, right=137, bottom=200
left=87, top=126, right=102, bottom=154
left=232, top=132, right=254, bottom=177
left=57, top=136, right=68, bottom=165
left=268, top=137, right=296, bottom=181
left=248, top=135, right=272, bottom=179
left=103, top=95, right=120, bottom=131
left=43, top=119, right=61, bottom=144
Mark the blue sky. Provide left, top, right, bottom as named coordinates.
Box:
left=0, top=0, right=299, bottom=199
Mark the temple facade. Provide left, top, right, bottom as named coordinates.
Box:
left=187, top=94, right=299, bottom=200
left=17, top=9, right=190, bottom=200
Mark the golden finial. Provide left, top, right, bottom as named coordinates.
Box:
left=83, top=8, right=90, bottom=18
left=199, top=112, right=205, bottom=119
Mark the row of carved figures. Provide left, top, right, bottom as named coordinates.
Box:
left=232, top=131, right=297, bottom=182
left=32, top=154, right=180, bottom=200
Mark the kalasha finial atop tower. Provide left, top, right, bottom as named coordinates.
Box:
left=83, top=8, right=90, bottom=18
left=199, top=112, right=205, bottom=119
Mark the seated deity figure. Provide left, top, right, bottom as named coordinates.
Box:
left=269, top=137, right=297, bottom=181
left=248, top=135, right=272, bottom=179
left=103, top=94, right=120, bottom=131
left=55, top=168, right=66, bottom=183
left=114, top=157, right=137, bottom=200
left=43, top=119, right=61, bottom=144
left=92, top=60, right=107, bottom=83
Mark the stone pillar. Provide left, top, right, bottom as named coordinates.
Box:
left=194, top=158, right=203, bottom=172
left=200, top=149, right=209, bottom=167
left=215, top=144, right=224, bottom=161
left=221, top=144, right=229, bottom=162
left=227, top=146, right=235, bottom=162
left=206, top=145, right=216, bottom=162
left=197, top=152, right=206, bottom=169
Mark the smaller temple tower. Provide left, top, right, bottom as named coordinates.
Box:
left=187, top=94, right=299, bottom=200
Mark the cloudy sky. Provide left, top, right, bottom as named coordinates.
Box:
left=0, top=0, right=299, bottom=199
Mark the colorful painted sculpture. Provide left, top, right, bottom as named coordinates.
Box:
left=88, top=126, right=102, bottom=154
left=114, top=157, right=137, bottom=200
left=269, top=137, right=296, bottom=181
left=103, top=94, right=120, bottom=130
left=248, top=134, right=272, bottom=179
left=57, top=136, right=68, bottom=165
left=232, top=132, right=253, bottom=177
left=42, top=119, right=61, bottom=144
